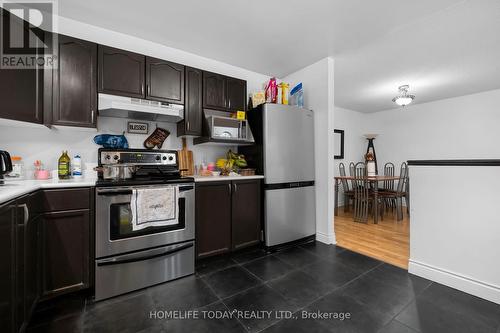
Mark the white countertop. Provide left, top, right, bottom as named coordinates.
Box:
left=194, top=175, right=264, bottom=182
left=0, top=175, right=265, bottom=203
left=0, top=177, right=97, bottom=204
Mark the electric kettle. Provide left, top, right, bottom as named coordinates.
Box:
left=0, top=150, right=13, bottom=182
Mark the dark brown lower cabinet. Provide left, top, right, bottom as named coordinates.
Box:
left=0, top=187, right=92, bottom=332
left=0, top=201, right=16, bottom=333
left=41, top=209, right=90, bottom=298
left=196, top=179, right=262, bottom=259
left=231, top=180, right=261, bottom=250
left=196, top=182, right=232, bottom=258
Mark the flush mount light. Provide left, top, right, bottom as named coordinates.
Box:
left=392, top=85, right=415, bottom=106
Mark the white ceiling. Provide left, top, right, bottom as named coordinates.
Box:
left=59, top=0, right=500, bottom=112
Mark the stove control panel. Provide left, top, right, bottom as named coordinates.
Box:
left=100, top=150, right=177, bottom=166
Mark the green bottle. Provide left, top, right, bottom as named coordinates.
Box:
left=58, top=151, right=71, bottom=179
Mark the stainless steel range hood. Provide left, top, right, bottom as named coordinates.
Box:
left=98, top=94, right=184, bottom=122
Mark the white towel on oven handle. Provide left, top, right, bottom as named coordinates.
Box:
left=130, top=186, right=179, bottom=231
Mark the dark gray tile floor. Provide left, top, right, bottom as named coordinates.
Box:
left=27, top=241, right=500, bottom=333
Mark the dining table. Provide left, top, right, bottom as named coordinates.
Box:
left=334, top=175, right=401, bottom=223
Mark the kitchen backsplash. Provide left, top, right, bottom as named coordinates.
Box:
left=0, top=117, right=231, bottom=176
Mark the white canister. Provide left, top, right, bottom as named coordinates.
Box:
left=367, top=161, right=376, bottom=176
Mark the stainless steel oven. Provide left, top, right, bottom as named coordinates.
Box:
left=94, top=182, right=195, bottom=301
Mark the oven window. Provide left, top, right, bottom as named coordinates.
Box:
left=109, top=197, right=186, bottom=240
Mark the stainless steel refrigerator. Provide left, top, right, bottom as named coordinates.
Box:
left=240, top=103, right=315, bottom=248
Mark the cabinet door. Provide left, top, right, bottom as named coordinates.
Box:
left=14, top=202, right=26, bottom=332
left=24, top=214, right=40, bottom=321
left=0, top=9, right=44, bottom=124
left=195, top=182, right=232, bottom=258
left=98, top=45, right=145, bottom=98
left=0, top=201, right=15, bottom=333
left=231, top=180, right=261, bottom=250
left=41, top=210, right=90, bottom=298
left=53, top=35, right=97, bottom=127
left=178, top=67, right=202, bottom=136
left=203, top=71, right=226, bottom=110
left=226, top=77, right=247, bottom=112
left=146, top=57, right=184, bottom=104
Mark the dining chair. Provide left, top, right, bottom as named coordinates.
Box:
left=348, top=162, right=356, bottom=192
left=353, top=162, right=369, bottom=223
left=339, top=162, right=354, bottom=212
left=379, top=162, right=408, bottom=221
left=383, top=162, right=395, bottom=190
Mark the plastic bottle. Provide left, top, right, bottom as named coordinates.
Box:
left=73, top=154, right=82, bottom=178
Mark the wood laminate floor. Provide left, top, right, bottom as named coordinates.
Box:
left=334, top=206, right=410, bottom=269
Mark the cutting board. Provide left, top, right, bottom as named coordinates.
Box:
left=178, top=138, right=194, bottom=176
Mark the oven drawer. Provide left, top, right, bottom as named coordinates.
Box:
left=94, top=241, right=195, bottom=301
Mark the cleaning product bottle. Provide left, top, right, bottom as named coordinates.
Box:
left=73, top=154, right=82, bottom=178
left=58, top=151, right=71, bottom=179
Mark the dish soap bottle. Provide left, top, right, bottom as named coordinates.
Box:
left=58, top=151, right=71, bottom=179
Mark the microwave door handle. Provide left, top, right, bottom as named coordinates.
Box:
left=96, top=242, right=193, bottom=266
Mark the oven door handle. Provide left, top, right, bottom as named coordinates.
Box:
left=97, top=190, right=133, bottom=196
left=96, top=242, right=193, bottom=266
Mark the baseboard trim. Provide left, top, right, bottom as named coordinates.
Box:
left=409, top=260, right=500, bottom=304
left=316, top=231, right=335, bottom=245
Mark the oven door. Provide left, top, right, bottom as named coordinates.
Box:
left=96, top=184, right=195, bottom=258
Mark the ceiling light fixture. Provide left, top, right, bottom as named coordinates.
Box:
left=392, top=85, right=415, bottom=106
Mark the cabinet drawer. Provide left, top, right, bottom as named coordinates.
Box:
left=42, top=188, right=91, bottom=212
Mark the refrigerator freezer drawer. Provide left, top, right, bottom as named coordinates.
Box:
left=264, top=185, right=316, bottom=247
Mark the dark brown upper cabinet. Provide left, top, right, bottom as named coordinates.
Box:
left=52, top=35, right=97, bottom=128
left=203, top=71, right=226, bottom=110
left=98, top=45, right=145, bottom=98
left=0, top=9, right=44, bottom=124
left=231, top=179, right=261, bottom=250
left=146, top=57, right=184, bottom=104
left=202, top=71, right=247, bottom=112
left=177, top=67, right=202, bottom=136
left=226, top=77, right=247, bottom=112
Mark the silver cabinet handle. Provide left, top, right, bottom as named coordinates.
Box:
left=186, top=121, right=190, bottom=131
left=91, top=109, right=95, bottom=123
left=18, top=203, right=29, bottom=224
left=234, top=183, right=237, bottom=192
left=228, top=183, right=231, bottom=195
left=141, top=85, right=145, bottom=95
left=147, top=85, right=151, bottom=95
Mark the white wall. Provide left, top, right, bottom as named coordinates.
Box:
left=0, top=16, right=272, bottom=174
left=409, top=165, right=500, bottom=304
left=284, top=58, right=335, bottom=244
left=0, top=117, right=227, bottom=174
left=364, top=88, right=500, bottom=166
left=333, top=107, right=367, bottom=205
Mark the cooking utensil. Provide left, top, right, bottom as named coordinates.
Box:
left=94, top=164, right=138, bottom=180
left=178, top=138, right=194, bottom=176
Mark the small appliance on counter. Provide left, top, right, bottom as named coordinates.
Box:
left=94, top=148, right=195, bottom=301
left=0, top=150, right=13, bottom=185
